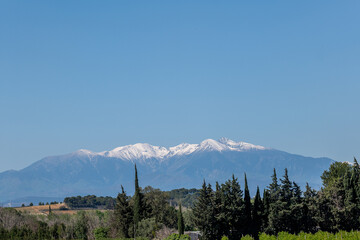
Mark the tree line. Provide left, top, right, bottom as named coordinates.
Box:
left=64, top=195, right=115, bottom=209
left=192, top=158, right=360, bottom=240
left=1, top=159, right=360, bottom=239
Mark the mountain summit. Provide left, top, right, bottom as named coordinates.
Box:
left=0, top=138, right=333, bottom=204
left=77, top=138, right=266, bottom=161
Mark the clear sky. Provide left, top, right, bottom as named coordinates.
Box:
left=0, top=1, right=359, bottom=172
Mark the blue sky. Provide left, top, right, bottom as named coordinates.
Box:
left=0, top=1, right=359, bottom=172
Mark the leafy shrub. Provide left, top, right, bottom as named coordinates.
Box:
left=241, top=235, right=254, bottom=240
left=136, top=217, right=159, bottom=239
left=164, top=233, right=191, bottom=240
left=94, top=227, right=109, bottom=239
left=221, top=236, right=229, bottom=240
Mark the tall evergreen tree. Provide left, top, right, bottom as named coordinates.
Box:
left=268, top=168, right=279, bottom=203
left=289, top=181, right=303, bottom=233
left=303, top=183, right=317, bottom=233
left=177, top=203, right=184, bottom=235
left=252, top=186, right=263, bottom=240
left=262, top=189, right=270, bottom=232
left=222, top=174, right=245, bottom=240
left=280, top=168, right=292, bottom=202
left=268, top=168, right=293, bottom=234
left=213, top=182, right=226, bottom=238
left=243, top=173, right=252, bottom=236
left=193, top=181, right=218, bottom=240
left=133, top=164, right=144, bottom=237
left=114, top=185, right=132, bottom=238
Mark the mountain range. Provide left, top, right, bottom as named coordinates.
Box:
left=0, top=138, right=334, bottom=205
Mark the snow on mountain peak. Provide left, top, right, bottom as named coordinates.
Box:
left=198, top=139, right=227, bottom=152
left=169, top=143, right=199, bottom=156
left=103, top=143, right=169, bottom=160
left=76, top=149, right=96, bottom=155
left=219, top=137, right=266, bottom=151
left=79, top=138, right=266, bottom=161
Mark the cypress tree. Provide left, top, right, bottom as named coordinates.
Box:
left=262, top=189, right=270, bottom=232
left=244, top=173, right=252, bottom=236
left=252, top=186, right=263, bottom=240
left=177, top=203, right=184, bottom=235
left=133, top=164, right=143, bottom=237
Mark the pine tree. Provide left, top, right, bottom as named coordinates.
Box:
left=268, top=168, right=293, bottom=234
left=193, top=181, right=218, bottom=240
left=213, top=182, right=226, bottom=238
left=280, top=168, right=292, bottom=202
left=114, top=185, right=132, bottom=238
left=303, top=183, right=317, bottom=233
left=177, top=203, right=184, bottom=235
left=343, top=164, right=359, bottom=230
left=289, top=181, right=303, bottom=233
left=268, top=168, right=279, bottom=203
left=243, top=173, right=252, bottom=236
left=221, top=174, right=245, bottom=239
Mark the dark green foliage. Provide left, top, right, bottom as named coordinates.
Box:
left=321, top=161, right=352, bottom=188
left=74, top=211, right=89, bottom=240
left=262, top=189, right=270, bottom=232
left=252, top=186, right=263, bottom=239
left=223, top=175, right=245, bottom=239
left=113, top=185, right=132, bottom=238
left=133, top=164, right=145, bottom=237
left=64, top=195, right=115, bottom=209
left=135, top=217, right=159, bottom=239
left=213, top=182, right=226, bottom=237
left=164, top=233, right=191, bottom=240
left=3, top=158, right=360, bottom=240
left=268, top=168, right=279, bottom=202
left=94, top=227, right=109, bottom=239
left=167, top=188, right=200, bottom=208
left=303, top=183, right=317, bottom=233
left=193, top=181, right=218, bottom=240
left=143, top=186, right=176, bottom=227
left=177, top=203, right=184, bottom=235
left=244, top=174, right=252, bottom=236
left=183, top=209, right=196, bottom=231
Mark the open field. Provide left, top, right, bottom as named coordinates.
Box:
left=14, top=203, right=104, bottom=215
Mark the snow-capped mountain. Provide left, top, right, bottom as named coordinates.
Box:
left=0, top=138, right=334, bottom=204
left=78, top=138, right=266, bottom=161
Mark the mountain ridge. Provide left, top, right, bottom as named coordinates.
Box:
left=66, top=138, right=268, bottom=162
left=0, top=138, right=334, bottom=205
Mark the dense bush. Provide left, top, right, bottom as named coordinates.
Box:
left=164, top=233, right=191, bottom=240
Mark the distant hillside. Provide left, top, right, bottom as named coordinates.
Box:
left=0, top=138, right=334, bottom=204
